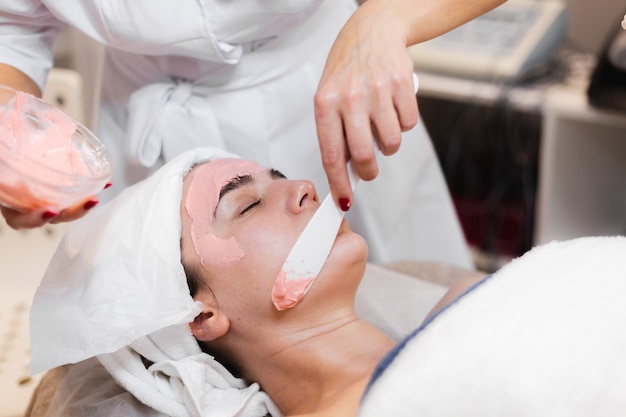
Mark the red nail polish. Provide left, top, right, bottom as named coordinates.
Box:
left=83, top=200, right=98, bottom=210
left=339, top=198, right=351, bottom=212
left=104, top=182, right=113, bottom=189
left=42, top=211, right=58, bottom=221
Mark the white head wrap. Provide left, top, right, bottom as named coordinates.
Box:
left=30, top=147, right=280, bottom=417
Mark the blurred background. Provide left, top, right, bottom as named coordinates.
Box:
left=406, top=0, right=626, bottom=271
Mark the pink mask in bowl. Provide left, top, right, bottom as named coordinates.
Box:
left=0, top=86, right=113, bottom=211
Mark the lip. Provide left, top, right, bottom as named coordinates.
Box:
left=326, top=219, right=350, bottom=255
left=303, top=199, right=349, bottom=237
left=337, top=218, right=350, bottom=234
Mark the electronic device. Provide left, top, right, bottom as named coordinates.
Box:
left=587, top=10, right=626, bottom=112
left=409, top=0, right=568, bottom=81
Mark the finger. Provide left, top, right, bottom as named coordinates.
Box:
left=315, top=89, right=353, bottom=209
left=394, top=72, right=419, bottom=132
left=1, top=205, right=59, bottom=230
left=370, top=89, right=403, bottom=157
left=339, top=81, right=378, bottom=181
left=375, top=72, right=422, bottom=155
left=49, top=196, right=99, bottom=224
left=343, top=107, right=378, bottom=182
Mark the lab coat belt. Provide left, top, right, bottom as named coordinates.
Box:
left=125, top=81, right=225, bottom=167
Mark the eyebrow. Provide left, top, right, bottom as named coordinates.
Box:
left=218, top=168, right=287, bottom=202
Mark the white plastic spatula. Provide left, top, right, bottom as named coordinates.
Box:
left=271, top=164, right=360, bottom=310
left=271, top=73, right=420, bottom=311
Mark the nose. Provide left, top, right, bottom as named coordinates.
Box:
left=287, top=180, right=318, bottom=214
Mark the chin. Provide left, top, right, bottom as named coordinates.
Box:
left=327, top=227, right=368, bottom=273
left=304, top=230, right=367, bottom=306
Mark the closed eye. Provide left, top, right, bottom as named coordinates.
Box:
left=240, top=200, right=260, bottom=215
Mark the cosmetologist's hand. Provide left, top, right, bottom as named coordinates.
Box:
left=0, top=65, right=112, bottom=229
left=314, top=1, right=418, bottom=211
left=314, top=0, right=506, bottom=211
left=0, top=193, right=102, bottom=230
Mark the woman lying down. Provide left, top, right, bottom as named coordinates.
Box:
left=29, top=148, right=626, bottom=417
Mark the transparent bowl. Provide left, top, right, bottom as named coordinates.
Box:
left=0, top=86, right=113, bottom=212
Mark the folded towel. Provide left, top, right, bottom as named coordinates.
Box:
left=98, top=324, right=280, bottom=417
left=30, top=148, right=227, bottom=374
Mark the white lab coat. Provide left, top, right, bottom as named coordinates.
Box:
left=0, top=0, right=472, bottom=267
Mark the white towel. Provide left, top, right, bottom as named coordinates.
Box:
left=360, top=236, right=626, bottom=417
left=98, top=324, right=280, bottom=417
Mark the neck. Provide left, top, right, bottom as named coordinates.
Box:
left=242, top=316, right=395, bottom=416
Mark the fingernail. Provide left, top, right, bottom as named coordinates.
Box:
left=42, top=211, right=58, bottom=221
left=83, top=200, right=98, bottom=210
left=104, top=182, right=113, bottom=189
left=339, top=198, right=351, bottom=212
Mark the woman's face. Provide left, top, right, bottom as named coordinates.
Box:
left=180, top=158, right=367, bottom=321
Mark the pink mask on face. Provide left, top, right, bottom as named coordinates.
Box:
left=185, top=158, right=264, bottom=267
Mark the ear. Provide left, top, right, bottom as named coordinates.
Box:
left=189, top=292, right=230, bottom=342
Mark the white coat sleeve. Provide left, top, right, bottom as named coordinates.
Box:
left=0, top=0, right=65, bottom=90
